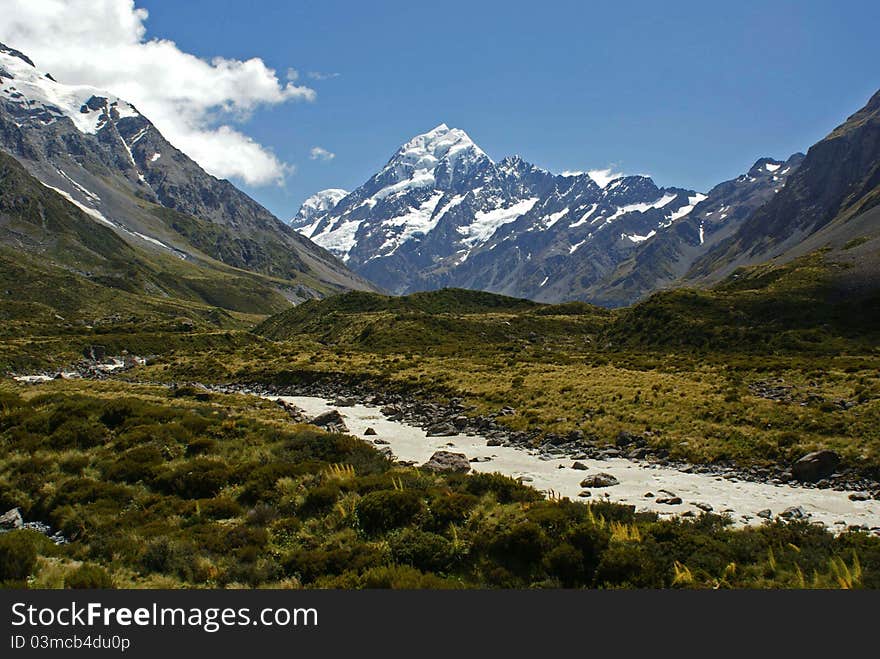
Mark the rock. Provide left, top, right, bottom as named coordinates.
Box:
left=426, top=423, right=457, bottom=437
left=848, top=492, right=870, bottom=502
left=309, top=410, right=349, bottom=433
left=364, top=427, right=377, bottom=436
left=779, top=506, right=809, bottom=520
left=615, top=430, right=639, bottom=447
left=656, top=496, right=683, bottom=505
left=469, top=456, right=492, bottom=463
left=486, top=438, right=503, bottom=447
left=571, top=461, right=589, bottom=471
left=421, top=451, right=471, bottom=473
left=372, top=439, right=389, bottom=445
left=332, top=397, right=356, bottom=407
left=579, top=473, right=619, bottom=488
left=693, top=502, right=713, bottom=513
left=578, top=491, right=591, bottom=498
left=0, top=508, right=23, bottom=530
left=791, top=450, right=840, bottom=482
left=643, top=492, right=655, bottom=498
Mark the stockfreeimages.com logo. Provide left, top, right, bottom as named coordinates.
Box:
left=11, top=601, right=318, bottom=633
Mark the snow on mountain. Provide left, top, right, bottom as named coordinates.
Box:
left=290, top=188, right=348, bottom=233
left=0, top=42, right=374, bottom=296
left=289, top=123, right=721, bottom=298
left=0, top=43, right=141, bottom=135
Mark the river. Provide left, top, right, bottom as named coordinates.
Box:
left=277, top=395, right=880, bottom=534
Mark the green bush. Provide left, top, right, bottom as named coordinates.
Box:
left=65, top=564, right=113, bottom=589
left=298, top=485, right=340, bottom=518
left=50, top=419, right=108, bottom=450
left=154, top=458, right=235, bottom=498
left=462, top=472, right=542, bottom=504
left=356, top=490, right=424, bottom=534
left=428, top=492, right=479, bottom=530
left=102, top=446, right=164, bottom=483
left=389, top=528, right=457, bottom=572
left=0, top=530, right=49, bottom=581
left=479, top=522, right=547, bottom=577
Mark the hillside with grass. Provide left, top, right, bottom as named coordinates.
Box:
left=1, top=379, right=876, bottom=589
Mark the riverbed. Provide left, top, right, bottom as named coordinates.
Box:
left=278, top=395, right=880, bottom=533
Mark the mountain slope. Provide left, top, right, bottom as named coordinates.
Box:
left=585, top=154, right=803, bottom=306
left=0, top=149, right=306, bottom=318
left=687, top=89, right=880, bottom=282
left=0, top=41, right=374, bottom=301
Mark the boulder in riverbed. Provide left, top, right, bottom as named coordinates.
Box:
left=791, top=450, right=839, bottom=482
left=579, top=473, right=619, bottom=488
left=421, top=451, right=471, bottom=473
left=426, top=423, right=458, bottom=437
left=309, top=410, right=349, bottom=433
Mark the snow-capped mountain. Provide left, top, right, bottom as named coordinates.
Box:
left=291, top=123, right=722, bottom=300
left=0, top=42, right=373, bottom=299
left=582, top=153, right=804, bottom=306
left=290, top=188, right=348, bottom=231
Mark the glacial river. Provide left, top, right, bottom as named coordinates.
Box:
left=278, top=395, right=880, bottom=534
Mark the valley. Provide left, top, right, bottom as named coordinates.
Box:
left=0, top=37, right=878, bottom=590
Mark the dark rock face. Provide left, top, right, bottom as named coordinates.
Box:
left=791, top=450, right=840, bottom=482
left=420, top=451, right=471, bottom=473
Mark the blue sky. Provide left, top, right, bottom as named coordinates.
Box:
left=139, top=0, right=879, bottom=219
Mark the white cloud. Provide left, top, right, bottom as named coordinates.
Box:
left=307, top=71, right=340, bottom=81
left=309, top=146, right=335, bottom=161
left=0, top=0, right=315, bottom=186
left=587, top=167, right=625, bottom=188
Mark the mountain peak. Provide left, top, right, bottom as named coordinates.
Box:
left=0, top=42, right=35, bottom=68
left=396, top=123, right=486, bottom=161
left=290, top=188, right=348, bottom=229
left=0, top=41, right=140, bottom=135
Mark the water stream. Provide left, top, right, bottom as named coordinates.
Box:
left=277, top=395, right=880, bottom=533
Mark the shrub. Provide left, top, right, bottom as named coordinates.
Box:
left=154, top=459, right=235, bottom=499
left=427, top=492, right=479, bottom=530
left=389, top=528, right=457, bottom=572
left=185, top=438, right=216, bottom=456
left=462, top=472, right=541, bottom=504
left=480, top=522, right=547, bottom=577
left=102, top=446, right=164, bottom=483
left=593, top=542, right=661, bottom=588
left=99, top=401, right=136, bottom=429
left=238, top=463, right=307, bottom=505
left=355, top=490, right=424, bottom=534
left=50, top=419, right=108, bottom=450
left=543, top=543, right=586, bottom=586
left=0, top=530, right=52, bottom=581
left=65, top=564, right=113, bottom=589
left=298, top=485, right=340, bottom=518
